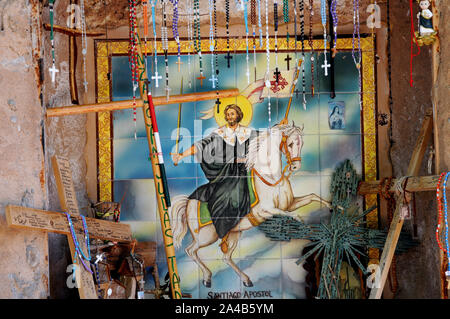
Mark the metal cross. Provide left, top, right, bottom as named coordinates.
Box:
left=208, top=73, right=217, bottom=89
left=224, top=52, right=233, bottom=68
left=273, top=67, right=281, bottom=83
left=49, top=63, right=59, bottom=83
left=321, top=57, right=331, bottom=77
left=284, top=54, right=292, bottom=70
left=152, top=71, right=163, bottom=88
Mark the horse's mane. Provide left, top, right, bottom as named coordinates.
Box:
left=246, top=123, right=304, bottom=171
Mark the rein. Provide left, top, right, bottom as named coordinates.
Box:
left=252, top=132, right=301, bottom=187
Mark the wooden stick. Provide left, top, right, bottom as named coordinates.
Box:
left=358, top=175, right=445, bottom=195
left=135, top=31, right=182, bottom=299
left=43, top=23, right=105, bottom=37
left=5, top=205, right=133, bottom=243
left=46, top=89, right=240, bottom=118
left=369, top=108, right=433, bottom=299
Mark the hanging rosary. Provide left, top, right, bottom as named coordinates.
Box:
left=283, top=0, right=289, bottom=45
left=80, top=0, right=88, bottom=92
left=320, top=0, right=330, bottom=77
left=293, top=0, right=298, bottom=62
left=187, top=0, right=193, bottom=88
left=225, top=0, right=233, bottom=68
left=308, top=0, right=315, bottom=96
left=208, top=0, right=217, bottom=88
left=169, top=0, right=182, bottom=72
left=213, top=0, right=221, bottom=112
left=409, top=0, right=420, bottom=87
left=161, top=0, right=171, bottom=100
left=151, top=0, right=162, bottom=89
left=436, top=172, right=448, bottom=253
left=193, top=0, right=205, bottom=86
left=331, top=0, right=338, bottom=57
left=443, top=172, right=450, bottom=277
left=251, top=0, right=257, bottom=81
left=128, top=0, right=139, bottom=139
left=244, top=0, right=250, bottom=84
left=264, top=0, right=271, bottom=127
left=48, top=0, right=59, bottom=84
left=300, top=0, right=306, bottom=109
left=257, top=0, right=263, bottom=48
left=143, top=0, right=150, bottom=73
left=352, top=0, right=363, bottom=110
left=65, top=212, right=93, bottom=274
left=273, top=0, right=279, bottom=76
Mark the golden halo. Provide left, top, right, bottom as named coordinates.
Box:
left=213, top=95, right=253, bottom=127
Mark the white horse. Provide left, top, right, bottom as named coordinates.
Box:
left=169, top=123, right=330, bottom=287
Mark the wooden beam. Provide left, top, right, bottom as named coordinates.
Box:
left=5, top=205, right=132, bottom=243
left=51, top=155, right=98, bottom=299
left=46, top=89, right=240, bottom=118
left=369, top=108, right=434, bottom=299
left=43, top=23, right=104, bottom=37
left=358, top=175, right=444, bottom=195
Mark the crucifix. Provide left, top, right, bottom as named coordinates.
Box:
left=151, top=70, right=163, bottom=88
left=5, top=155, right=133, bottom=299
left=44, top=13, right=104, bottom=104
left=284, top=54, right=292, bottom=70
left=274, top=67, right=282, bottom=84
left=49, top=63, right=60, bottom=83
left=209, top=73, right=217, bottom=89
left=294, top=88, right=301, bottom=99
left=224, top=51, right=233, bottom=68
left=175, top=57, right=183, bottom=72
left=321, top=59, right=331, bottom=77
left=215, top=97, right=221, bottom=113
left=197, top=73, right=206, bottom=87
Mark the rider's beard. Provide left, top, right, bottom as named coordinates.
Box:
left=226, top=118, right=238, bottom=126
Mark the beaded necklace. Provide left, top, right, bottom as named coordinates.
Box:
left=251, top=0, right=257, bottom=81
left=436, top=172, right=448, bottom=253
left=331, top=0, right=338, bottom=57
left=128, top=0, right=139, bottom=139
left=264, top=0, right=271, bottom=127
left=169, top=0, right=182, bottom=71
left=244, top=0, right=250, bottom=84
left=187, top=0, right=193, bottom=88
left=161, top=0, right=171, bottom=100
left=308, top=0, right=315, bottom=96
left=208, top=0, right=217, bottom=89
left=320, top=0, right=330, bottom=77
left=299, top=0, right=306, bottom=109
left=193, top=0, right=205, bottom=86
left=151, top=0, right=161, bottom=88
left=48, top=0, right=59, bottom=84
left=293, top=0, right=298, bottom=61
left=65, top=212, right=93, bottom=273
left=352, top=0, right=362, bottom=110
left=273, top=0, right=279, bottom=72
left=444, top=172, right=450, bottom=274
left=257, top=0, right=263, bottom=48
left=225, top=0, right=232, bottom=68
left=143, top=0, right=150, bottom=74
left=213, top=0, right=220, bottom=111
left=283, top=0, right=289, bottom=44
left=80, top=0, right=88, bottom=92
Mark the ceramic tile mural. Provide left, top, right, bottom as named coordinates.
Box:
left=96, top=36, right=377, bottom=299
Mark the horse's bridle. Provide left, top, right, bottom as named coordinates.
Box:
left=252, top=133, right=302, bottom=187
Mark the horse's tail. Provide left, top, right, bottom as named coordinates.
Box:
left=169, top=195, right=189, bottom=249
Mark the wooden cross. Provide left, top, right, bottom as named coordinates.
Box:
left=294, top=88, right=301, bottom=99
left=274, top=67, right=282, bottom=84
left=368, top=109, right=434, bottom=299
left=284, top=54, right=292, bottom=70
left=197, top=73, right=206, bottom=87
left=225, top=51, right=233, bottom=68
left=5, top=156, right=133, bottom=299
left=175, top=57, right=183, bottom=72
left=43, top=24, right=104, bottom=104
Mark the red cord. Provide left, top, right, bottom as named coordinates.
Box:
left=409, top=0, right=421, bottom=87
left=436, top=172, right=447, bottom=253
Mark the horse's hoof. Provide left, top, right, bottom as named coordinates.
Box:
left=243, top=280, right=253, bottom=287
left=203, top=280, right=211, bottom=288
